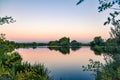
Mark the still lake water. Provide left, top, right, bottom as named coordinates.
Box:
left=16, top=47, right=105, bottom=80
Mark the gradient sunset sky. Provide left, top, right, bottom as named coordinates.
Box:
left=0, top=0, right=110, bottom=42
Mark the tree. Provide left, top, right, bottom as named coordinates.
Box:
left=48, top=41, right=59, bottom=46
left=0, top=33, right=6, bottom=44
left=59, top=37, right=70, bottom=47
left=77, top=1, right=120, bottom=79
left=90, top=36, right=104, bottom=47
left=70, top=40, right=80, bottom=47
left=48, top=37, right=70, bottom=47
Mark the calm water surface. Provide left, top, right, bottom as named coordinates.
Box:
left=16, top=47, right=105, bottom=80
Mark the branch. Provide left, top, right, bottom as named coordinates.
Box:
left=76, top=0, right=84, bottom=5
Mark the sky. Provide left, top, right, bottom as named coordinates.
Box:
left=0, top=0, right=110, bottom=42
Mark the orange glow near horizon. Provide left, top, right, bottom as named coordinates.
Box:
left=0, top=0, right=111, bottom=42
left=0, top=23, right=110, bottom=42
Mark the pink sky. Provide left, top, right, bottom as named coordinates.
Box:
left=0, top=0, right=110, bottom=42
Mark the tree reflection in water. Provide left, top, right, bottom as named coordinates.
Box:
left=48, top=46, right=81, bottom=54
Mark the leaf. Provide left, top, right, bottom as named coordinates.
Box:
left=108, top=17, right=111, bottom=23
left=104, top=21, right=108, bottom=25
left=110, top=13, right=115, bottom=18
left=76, top=0, right=84, bottom=5
left=114, top=11, right=119, bottom=15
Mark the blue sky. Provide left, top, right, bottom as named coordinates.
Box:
left=0, top=0, right=110, bottom=42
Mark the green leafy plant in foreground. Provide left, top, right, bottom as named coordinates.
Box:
left=82, top=54, right=120, bottom=80
left=0, top=35, right=52, bottom=80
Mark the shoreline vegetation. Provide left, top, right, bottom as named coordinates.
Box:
left=12, top=37, right=88, bottom=48
left=0, top=35, right=89, bottom=80
left=1, top=34, right=120, bottom=80
left=0, top=35, right=120, bottom=80
left=3, top=35, right=118, bottom=54
left=1, top=0, right=120, bottom=79
left=0, top=34, right=53, bottom=80
left=2, top=36, right=84, bottom=49
left=1, top=35, right=118, bottom=54
left=0, top=35, right=90, bottom=80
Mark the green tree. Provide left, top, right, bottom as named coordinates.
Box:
left=59, top=37, right=70, bottom=47
left=48, top=41, right=59, bottom=46
left=70, top=40, right=80, bottom=47
left=48, top=37, right=70, bottom=47
left=90, top=36, right=104, bottom=47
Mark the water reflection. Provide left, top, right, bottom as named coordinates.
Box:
left=47, top=46, right=81, bottom=54
left=48, top=47, right=70, bottom=54
left=0, top=46, right=51, bottom=80
left=16, top=47, right=105, bottom=80
left=71, top=46, right=81, bottom=51
left=83, top=48, right=120, bottom=80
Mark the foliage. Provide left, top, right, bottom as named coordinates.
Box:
left=48, top=37, right=82, bottom=54
left=70, top=40, right=81, bottom=47
left=15, top=63, right=51, bottom=80
left=48, top=41, right=59, bottom=47
left=70, top=40, right=81, bottom=51
left=82, top=59, right=103, bottom=72
left=0, top=16, right=16, bottom=25
left=48, top=37, right=82, bottom=48
left=82, top=54, right=120, bottom=80
left=105, top=38, right=115, bottom=46
left=91, top=45, right=105, bottom=55
left=77, top=0, right=120, bottom=46
left=0, top=37, right=52, bottom=80
left=77, top=0, right=120, bottom=13
left=59, top=37, right=70, bottom=47
left=109, top=17, right=120, bottom=45
left=90, top=36, right=105, bottom=47
left=97, top=0, right=120, bottom=47
left=48, top=37, right=70, bottom=47
left=76, top=0, right=84, bottom=5
left=98, top=0, right=120, bottom=12
left=16, top=42, right=47, bottom=48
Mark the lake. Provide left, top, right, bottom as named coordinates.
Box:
left=15, top=47, right=105, bottom=80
